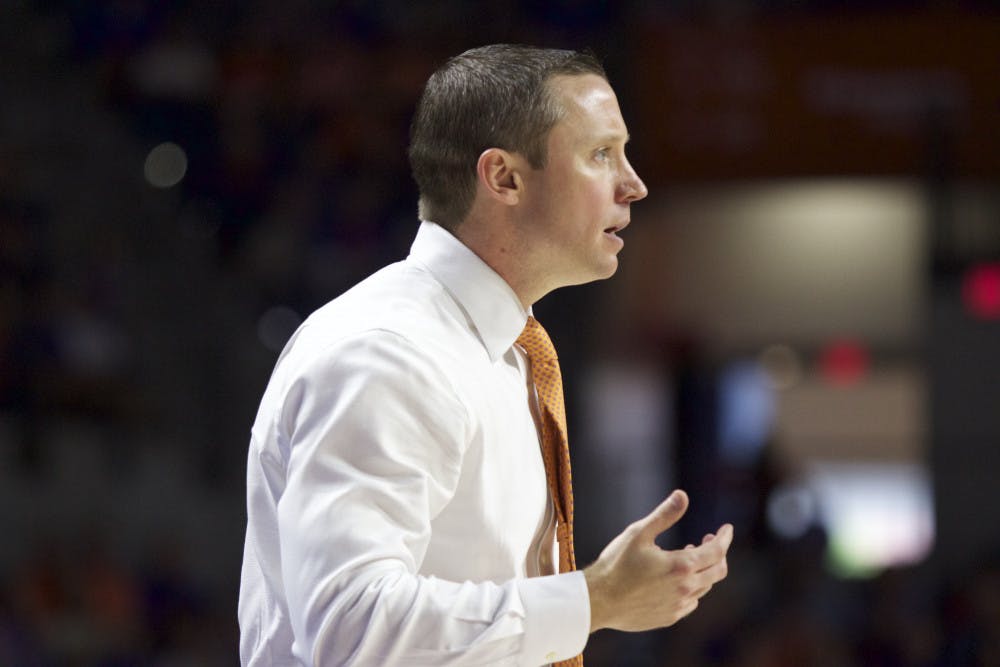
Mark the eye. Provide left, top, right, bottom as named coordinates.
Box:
left=594, top=147, right=611, bottom=163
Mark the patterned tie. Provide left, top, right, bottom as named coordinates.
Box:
left=517, top=316, right=583, bottom=667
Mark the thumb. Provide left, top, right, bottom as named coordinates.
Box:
left=635, top=489, right=689, bottom=540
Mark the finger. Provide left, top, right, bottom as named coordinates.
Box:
left=681, top=569, right=728, bottom=609
left=688, top=582, right=714, bottom=601
left=692, top=546, right=730, bottom=581
left=676, top=597, right=699, bottom=622
left=684, top=527, right=733, bottom=571
left=715, top=524, right=734, bottom=550
left=692, top=550, right=731, bottom=578
left=688, top=567, right=726, bottom=601
left=700, top=525, right=733, bottom=552
left=634, top=489, right=689, bottom=540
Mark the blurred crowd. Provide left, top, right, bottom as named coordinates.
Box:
left=0, top=536, right=233, bottom=665
left=2, top=1, right=999, bottom=664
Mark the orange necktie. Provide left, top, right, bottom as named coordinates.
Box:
left=517, top=316, right=583, bottom=667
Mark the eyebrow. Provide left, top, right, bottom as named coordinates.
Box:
left=594, top=132, right=630, bottom=145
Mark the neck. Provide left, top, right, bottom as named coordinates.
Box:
left=451, top=215, right=551, bottom=310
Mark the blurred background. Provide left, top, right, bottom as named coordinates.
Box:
left=1, top=1, right=999, bottom=665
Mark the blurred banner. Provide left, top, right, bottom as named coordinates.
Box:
left=633, top=9, right=1000, bottom=180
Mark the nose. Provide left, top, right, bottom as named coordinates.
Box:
left=618, top=159, right=648, bottom=203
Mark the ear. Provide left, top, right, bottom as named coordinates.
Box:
left=476, top=148, right=524, bottom=206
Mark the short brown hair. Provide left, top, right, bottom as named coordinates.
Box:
left=408, top=44, right=606, bottom=230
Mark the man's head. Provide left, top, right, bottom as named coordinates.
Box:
left=408, top=44, right=607, bottom=230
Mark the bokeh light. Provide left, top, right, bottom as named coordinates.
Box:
left=144, top=142, right=188, bottom=188
left=962, top=263, right=1000, bottom=320
left=257, top=306, right=303, bottom=353
left=758, top=344, right=803, bottom=390
left=766, top=484, right=817, bottom=540
left=819, top=339, right=869, bottom=387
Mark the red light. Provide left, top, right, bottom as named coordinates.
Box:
left=962, top=263, right=1000, bottom=320
left=820, top=340, right=869, bottom=386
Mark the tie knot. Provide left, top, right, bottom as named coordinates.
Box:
left=517, top=316, right=557, bottom=364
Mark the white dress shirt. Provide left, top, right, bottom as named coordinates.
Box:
left=239, top=221, right=590, bottom=666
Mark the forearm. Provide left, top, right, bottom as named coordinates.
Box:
left=284, top=560, right=589, bottom=666
left=294, top=565, right=517, bottom=665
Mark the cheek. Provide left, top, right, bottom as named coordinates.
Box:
left=578, top=178, right=614, bottom=218
left=561, top=168, right=603, bottom=200
left=540, top=167, right=608, bottom=228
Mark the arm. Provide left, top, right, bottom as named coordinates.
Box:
left=275, top=332, right=587, bottom=665
left=584, top=490, right=733, bottom=633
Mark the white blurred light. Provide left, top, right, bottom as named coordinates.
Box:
left=144, top=142, right=188, bottom=188
left=810, top=462, right=935, bottom=578
left=257, top=306, right=302, bottom=353
left=758, top=344, right=802, bottom=390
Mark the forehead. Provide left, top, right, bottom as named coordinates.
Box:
left=546, top=74, right=627, bottom=143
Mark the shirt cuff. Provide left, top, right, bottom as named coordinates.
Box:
left=516, top=571, right=590, bottom=665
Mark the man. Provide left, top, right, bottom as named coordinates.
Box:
left=239, top=44, right=732, bottom=666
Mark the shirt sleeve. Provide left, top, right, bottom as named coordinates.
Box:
left=274, top=330, right=590, bottom=666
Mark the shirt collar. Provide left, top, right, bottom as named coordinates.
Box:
left=408, top=221, right=529, bottom=362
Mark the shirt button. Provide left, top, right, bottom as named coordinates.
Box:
left=545, top=651, right=557, bottom=661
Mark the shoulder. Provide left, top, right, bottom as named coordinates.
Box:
left=291, top=261, right=473, bottom=367
left=266, top=260, right=480, bottom=412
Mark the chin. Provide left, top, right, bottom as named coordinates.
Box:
left=601, top=253, right=621, bottom=276
left=560, top=256, right=621, bottom=288
left=587, top=259, right=620, bottom=283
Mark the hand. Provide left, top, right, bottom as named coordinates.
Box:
left=582, top=490, right=732, bottom=632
